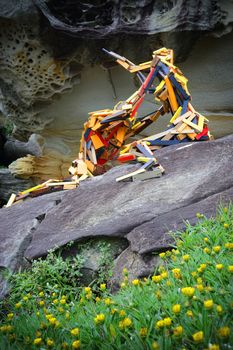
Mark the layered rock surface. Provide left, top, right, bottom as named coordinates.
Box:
left=0, top=135, right=232, bottom=296
left=0, top=0, right=233, bottom=186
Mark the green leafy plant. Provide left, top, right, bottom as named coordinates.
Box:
left=0, top=205, right=232, bottom=349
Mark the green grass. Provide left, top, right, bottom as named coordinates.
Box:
left=0, top=205, right=232, bottom=350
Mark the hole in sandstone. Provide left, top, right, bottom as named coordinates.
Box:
left=36, top=213, right=46, bottom=223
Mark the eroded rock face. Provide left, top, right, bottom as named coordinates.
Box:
left=0, top=136, right=232, bottom=296
left=35, top=0, right=233, bottom=37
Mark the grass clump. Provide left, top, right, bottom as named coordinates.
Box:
left=0, top=205, right=232, bottom=349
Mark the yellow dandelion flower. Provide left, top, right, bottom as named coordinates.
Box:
left=47, top=339, right=54, bottom=347
left=182, top=254, right=190, bottom=261
left=161, top=271, right=168, bottom=279
left=104, top=297, right=112, bottom=305
left=200, top=264, right=207, bottom=270
left=152, top=275, right=162, bottom=283
left=39, top=291, right=44, bottom=297
left=196, top=212, right=203, bottom=218
left=173, top=325, right=183, bottom=336
left=48, top=317, right=57, bottom=326
left=203, top=247, right=211, bottom=254
left=84, top=287, right=91, bottom=293
left=172, top=304, right=181, bottom=314
left=94, top=313, right=105, bottom=324
left=86, top=292, right=92, bottom=300
left=100, top=283, right=106, bottom=290
left=197, top=284, right=204, bottom=292
left=95, top=297, right=101, bottom=302
left=159, top=252, right=166, bottom=258
left=119, top=310, right=126, bottom=317
left=192, top=331, right=204, bottom=342
left=72, top=340, right=80, bottom=349
left=216, top=305, right=222, bottom=313
left=213, top=246, right=221, bottom=253
left=60, top=298, right=66, bottom=305
left=23, top=296, right=28, bottom=301
left=123, top=267, right=128, bottom=275
left=217, top=326, right=230, bottom=337
left=156, top=320, right=164, bottom=329
left=46, top=314, right=53, bottom=320
left=191, top=271, right=197, bottom=277
left=225, top=242, right=233, bottom=249
left=163, top=317, right=172, bottom=327
left=204, top=299, right=214, bottom=310
left=186, top=310, right=193, bottom=317
left=181, top=287, right=195, bottom=297
left=139, top=327, right=148, bottom=337
left=132, top=279, right=140, bottom=286
left=166, top=280, right=172, bottom=287
left=204, top=237, right=209, bottom=242
left=111, top=308, right=117, bottom=315
left=70, top=328, right=80, bottom=337
left=122, top=317, right=132, bottom=328
left=34, top=338, right=42, bottom=346
left=172, top=268, right=181, bottom=279
left=53, top=299, right=59, bottom=305
left=38, top=300, right=45, bottom=307
left=208, top=344, right=219, bottom=350
left=7, top=313, right=14, bottom=320
left=205, top=286, right=213, bottom=292
left=216, top=264, right=224, bottom=270
left=152, top=341, right=160, bottom=349
left=52, top=292, right=56, bottom=297
left=15, top=302, right=21, bottom=309
left=223, top=223, right=229, bottom=229
left=65, top=312, right=70, bottom=320
left=121, top=282, right=126, bottom=288
left=228, top=265, right=233, bottom=273
left=197, top=277, right=202, bottom=284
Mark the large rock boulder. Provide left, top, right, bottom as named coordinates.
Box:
left=0, top=135, right=232, bottom=296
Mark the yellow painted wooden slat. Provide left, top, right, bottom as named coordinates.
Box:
left=170, top=106, right=182, bottom=123
left=164, top=76, right=179, bottom=112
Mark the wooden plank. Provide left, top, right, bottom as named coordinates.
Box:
left=116, top=126, right=126, bottom=144
left=170, top=106, right=182, bottom=124
left=183, top=118, right=203, bottom=133
left=164, top=76, right=179, bottom=113
left=91, top=146, right=97, bottom=164
left=63, top=184, right=77, bottom=190
left=173, top=111, right=192, bottom=125
left=6, top=193, right=16, bottom=207
left=197, top=115, right=204, bottom=131
left=141, top=141, right=154, bottom=156
left=132, top=168, right=162, bottom=181
left=143, top=127, right=175, bottom=141
left=91, top=134, right=104, bottom=149
left=47, top=181, right=78, bottom=187
left=77, top=161, right=88, bottom=175
left=116, top=168, right=145, bottom=182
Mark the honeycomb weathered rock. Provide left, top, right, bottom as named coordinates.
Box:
left=0, top=19, right=81, bottom=139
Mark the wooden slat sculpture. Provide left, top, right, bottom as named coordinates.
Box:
left=69, top=47, right=212, bottom=182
